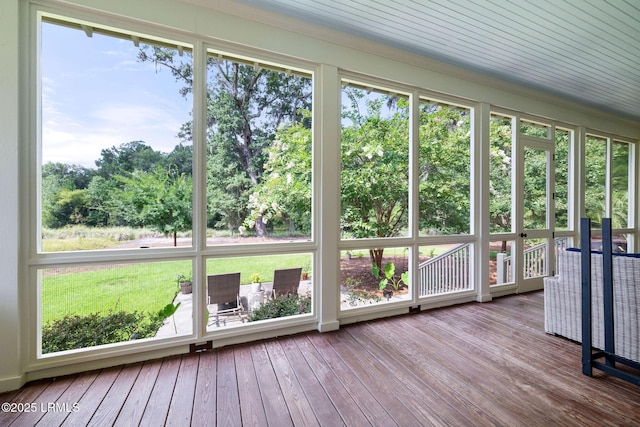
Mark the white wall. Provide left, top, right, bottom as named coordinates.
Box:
left=0, top=0, right=23, bottom=391
left=1, top=0, right=639, bottom=392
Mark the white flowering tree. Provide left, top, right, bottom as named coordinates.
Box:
left=243, top=112, right=312, bottom=236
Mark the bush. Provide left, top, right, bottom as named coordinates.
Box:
left=42, top=310, right=164, bottom=353
left=247, top=294, right=311, bottom=322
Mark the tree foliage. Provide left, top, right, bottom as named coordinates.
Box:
left=41, top=163, right=94, bottom=228
left=42, top=142, right=193, bottom=235
left=244, top=111, right=312, bottom=235
left=205, top=60, right=311, bottom=236
left=340, top=89, right=409, bottom=240
left=95, top=141, right=165, bottom=178
left=418, top=103, right=471, bottom=235
left=489, top=117, right=513, bottom=233
left=117, top=167, right=192, bottom=246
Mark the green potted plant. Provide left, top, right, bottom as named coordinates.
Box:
left=301, top=262, right=311, bottom=280
left=176, top=273, right=192, bottom=294
left=250, top=273, right=263, bottom=292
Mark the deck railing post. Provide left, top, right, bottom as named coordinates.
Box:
left=496, top=253, right=506, bottom=284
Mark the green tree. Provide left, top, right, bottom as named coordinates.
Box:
left=341, top=89, right=409, bottom=269
left=86, top=176, right=121, bottom=226
left=554, top=130, right=570, bottom=230
left=41, top=162, right=94, bottom=228
left=489, top=117, right=513, bottom=235
left=86, top=142, right=192, bottom=228
left=611, top=142, right=630, bottom=229
left=118, top=167, right=192, bottom=246
left=95, top=141, right=165, bottom=179
left=206, top=59, right=311, bottom=236
left=42, top=162, right=94, bottom=189
left=584, top=137, right=607, bottom=228
left=166, top=144, right=193, bottom=177
left=418, top=103, right=471, bottom=234
left=43, top=188, right=90, bottom=228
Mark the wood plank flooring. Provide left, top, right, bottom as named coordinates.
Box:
left=2, top=291, right=640, bottom=426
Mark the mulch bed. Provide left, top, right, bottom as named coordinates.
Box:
left=340, top=255, right=411, bottom=298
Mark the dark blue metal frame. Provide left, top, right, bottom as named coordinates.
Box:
left=581, top=217, right=640, bottom=385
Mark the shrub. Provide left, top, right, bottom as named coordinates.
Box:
left=42, top=310, right=163, bottom=353
left=247, top=294, right=311, bottom=322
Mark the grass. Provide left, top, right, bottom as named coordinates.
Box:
left=41, top=225, right=166, bottom=252
left=42, top=261, right=187, bottom=324
left=42, top=237, right=122, bottom=252
left=207, top=254, right=311, bottom=284
left=42, top=225, right=164, bottom=240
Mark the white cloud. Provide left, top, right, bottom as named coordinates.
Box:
left=42, top=100, right=190, bottom=168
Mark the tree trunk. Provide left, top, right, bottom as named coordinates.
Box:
left=174, top=231, right=178, bottom=247
left=255, top=215, right=268, bottom=237
left=369, top=248, right=385, bottom=274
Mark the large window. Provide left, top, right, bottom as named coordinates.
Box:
left=489, top=114, right=513, bottom=233
left=39, top=261, right=192, bottom=354
left=339, top=82, right=474, bottom=308
left=35, top=14, right=315, bottom=358
left=339, top=82, right=411, bottom=309
left=340, top=83, right=410, bottom=241
left=584, top=135, right=607, bottom=229
left=40, top=18, right=194, bottom=251
left=554, top=129, right=571, bottom=231
left=417, top=100, right=473, bottom=296
left=205, top=53, right=313, bottom=243
left=418, top=100, right=471, bottom=235
left=38, top=17, right=196, bottom=355
left=584, top=134, right=634, bottom=252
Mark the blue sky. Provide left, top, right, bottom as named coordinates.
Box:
left=41, top=22, right=193, bottom=168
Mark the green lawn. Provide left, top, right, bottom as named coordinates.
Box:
left=42, top=261, right=187, bottom=324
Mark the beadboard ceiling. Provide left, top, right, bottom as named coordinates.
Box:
left=234, top=0, right=640, bottom=121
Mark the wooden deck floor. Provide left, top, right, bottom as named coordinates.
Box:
left=2, top=291, right=640, bottom=426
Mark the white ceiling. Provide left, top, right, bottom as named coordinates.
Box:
left=235, top=0, right=640, bottom=121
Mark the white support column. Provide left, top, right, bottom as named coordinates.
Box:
left=409, top=91, right=420, bottom=302
left=475, top=103, right=492, bottom=302
left=316, top=64, right=340, bottom=332
left=0, top=0, right=24, bottom=392
left=192, top=40, right=207, bottom=338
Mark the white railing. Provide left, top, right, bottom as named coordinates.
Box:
left=495, top=237, right=570, bottom=284
left=419, top=243, right=471, bottom=296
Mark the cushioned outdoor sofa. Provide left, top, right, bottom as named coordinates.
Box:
left=544, top=248, right=640, bottom=363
